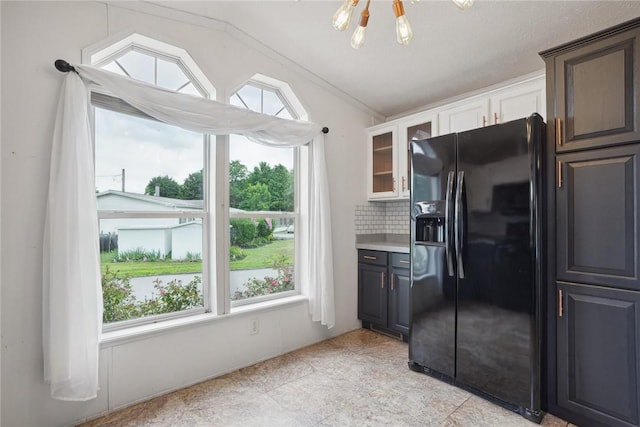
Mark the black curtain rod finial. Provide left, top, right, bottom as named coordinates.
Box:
left=55, top=59, right=76, bottom=73
left=322, top=127, right=329, bottom=134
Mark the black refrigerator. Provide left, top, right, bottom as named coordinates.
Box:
left=409, top=114, right=545, bottom=423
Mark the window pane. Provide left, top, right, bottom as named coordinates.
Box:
left=229, top=135, right=294, bottom=212
left=276, top=109, right=293, bottom=120
left=178, top=83, right=203, bottom=97
left=262, top=90, right=287, bottom=116
left=102, top=61, right=127, bottom=76
left=235, top=85, right=261, bottom=113
left=229, top=217, right=294, bottom=302
left=157, top=58, right=189, bottom=92
left=116, top=50, right=155, bottom=84
left=94, top=107, right=204, bottom=211
left=99, top=218, right=204, bottom=324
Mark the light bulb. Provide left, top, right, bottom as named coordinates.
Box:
left=396, top=15, right=413, bottom=45
left=451, top=0, right=473, bottom=10
left=350, top=6, right=369, bottom=49
left=351, top=25, right=367, bottom=49
left=333, top=0, right=358, bottom=31
left=393, top=1, right=413, bottom=46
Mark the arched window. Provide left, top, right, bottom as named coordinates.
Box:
left=228, top=75, right=306, bottom=305
left=89, top=34, right=214, bottom=328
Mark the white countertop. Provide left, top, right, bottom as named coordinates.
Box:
left=356, top=241, right=409, bottom=254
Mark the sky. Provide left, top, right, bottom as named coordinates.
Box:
left=94, top=50, right=295, bottom=195
left=95, top=109, right=294, bottom=195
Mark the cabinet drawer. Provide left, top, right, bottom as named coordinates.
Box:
left=391, top=252, right=410, bottom=269
left=358, top=250, right=387, bottom=266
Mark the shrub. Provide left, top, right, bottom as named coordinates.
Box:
left=230, top=218, right=257, bottom=248
left=231, top=256, right=294, bottom=301
left=102, top=266, right=138, bottom=323
left=140, top=276, right=203, bottom=315
left=117, top=248, right=164, bottom=262
left=256, top=219, right=273, bottom=239
left=184, top=252, right=202, bottom=262
left=101, top=267, right=204, bottom=323
left=229, top=245, right=247, bottom=261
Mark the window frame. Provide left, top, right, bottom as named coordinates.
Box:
left=93, top=101, right=212, bottom=332
left=88, top=35, right=216, bottom=331
left=226, top=77, right=306, bottom=309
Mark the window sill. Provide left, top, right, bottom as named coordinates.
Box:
left=100, top=295, right=308, bottom=347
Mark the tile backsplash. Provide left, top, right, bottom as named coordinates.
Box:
left=355, top=201, right=410, bottom=234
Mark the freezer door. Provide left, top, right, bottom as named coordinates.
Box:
left=454, top=117, right=538, bottom=409
left=409, top=134, right=457, bottom=378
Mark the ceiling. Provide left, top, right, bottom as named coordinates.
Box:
left=147, top=1, right=640, bottom=119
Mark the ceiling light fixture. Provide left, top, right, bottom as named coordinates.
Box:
left=332, top=0, right=474, bottom=49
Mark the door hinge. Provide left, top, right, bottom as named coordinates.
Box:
left=556, top=118, right=563, bottom=146
left=558, top=289, right=564, bottom=317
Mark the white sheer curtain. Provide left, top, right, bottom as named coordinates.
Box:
left=44, top=65, right=335, bottom=400
left=43, top=72, right=102, bottom=401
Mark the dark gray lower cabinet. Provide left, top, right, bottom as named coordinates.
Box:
left=358, top=250, right=410, bottom=340
left=389, top=253, right=411, bottom=335
left=557, top=282, right=640, bottom=427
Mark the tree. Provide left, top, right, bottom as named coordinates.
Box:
left=180, top=170, right=203, bottom=200
left=145, top=175, right=180, bottom=198
left=239, top=183, right=271, bottom=211
left=269, top=164, right=294, bottom=211
left=229, top=160, right=248, bottom=208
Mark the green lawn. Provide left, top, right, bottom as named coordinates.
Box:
left=101, top=239, right=293, bottom=278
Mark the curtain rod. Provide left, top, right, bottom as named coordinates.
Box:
left=53, top=59, right=330, bottom=135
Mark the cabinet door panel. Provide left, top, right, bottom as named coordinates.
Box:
left=556, top=27, right=640, bottom=151
left=438, top=99, right=489, bottom=134
left=389, top=267, right=410, bottom=335
left=557, top=145, right=640, bottom=290
left=558, top=282, right=640, bottom=426
left=358, top=263, right=388, bottom=325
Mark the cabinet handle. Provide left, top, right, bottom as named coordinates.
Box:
left=399, top=259, right=410, bottom=264
left=558, top=289, right=564, bottom=317
left=482, top=115, right=487, bottom=127
left=402, top=176, right=406, bottom=192
left=556, top=118, right=563, bottom=146
left=393, top=178, right=396, bottom=192
left=494, top=112, right=499, bottom=124
left=391, top=273, right=395, bottom=290
left=557, top=160, right=563, bottom=188
left=363, top=255, right=377, bottom=260
left=381, top=272, right=385, bottom=289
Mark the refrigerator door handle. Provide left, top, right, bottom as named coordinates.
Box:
left=445, top=171, right=455, bottom=276
left=455, top=171, right=465, bottom=279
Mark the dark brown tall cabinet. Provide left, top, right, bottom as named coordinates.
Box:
left=541, top=18, right=640, bottom=427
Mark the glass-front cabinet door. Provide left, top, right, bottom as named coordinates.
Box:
left=399, top=112, right=438, bottom=199
left=367, top=124, right=398, bottom=200
left=366, top=113, right=438, bottom=201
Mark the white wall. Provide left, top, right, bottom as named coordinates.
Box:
left=0, top=2, right=370, bottom=426
left=0, top=2, right=3, bottom=425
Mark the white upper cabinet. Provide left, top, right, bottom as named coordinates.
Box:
left=399, top=111, right=438, bottom=199
left=367, top=123, right=399, bottom=200
left=438, top=98, right=490, bottom=134
left=366, top=74, right=545, bottom=201
left=489, top=76, right=545, bottom=124
left=366, top=111, right=438, bottom=201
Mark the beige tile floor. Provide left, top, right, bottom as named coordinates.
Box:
left=81, top=329, right=573, bottom=427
